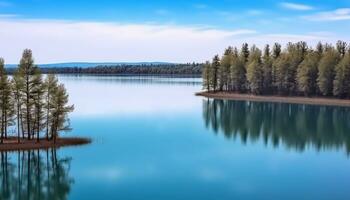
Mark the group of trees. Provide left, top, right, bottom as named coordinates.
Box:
left=0, top=49, right=74, bottom=144
left=203, top=41, right=350, bottom=98
left=6, top=63, right=203, bottom=75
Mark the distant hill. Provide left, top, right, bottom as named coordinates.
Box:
left=5, top=62, right=175, bottom=68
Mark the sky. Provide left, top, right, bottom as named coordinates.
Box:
left=0, top=0, right=349, bottom=63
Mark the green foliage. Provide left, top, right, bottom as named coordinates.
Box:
left=0, top=50, right=74, bottom=143
left=317, top=48, right=339, bottom=96
left=297, top=51, right=319, bottom=95
left=247, top=46, right=263, bottom=94
left=202, top=41, right=350, bottom=99
left=334, top=52, right=350, bottom=97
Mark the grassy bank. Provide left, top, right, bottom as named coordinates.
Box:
left=196, top=91, right=350, bottom=107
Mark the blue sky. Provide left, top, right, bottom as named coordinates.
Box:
left=0, top=0, right=349, bottom=63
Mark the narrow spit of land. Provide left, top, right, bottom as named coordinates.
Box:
left=0, top=137, right=91, bottom=151
left=196, top=91, right=350, bottom=107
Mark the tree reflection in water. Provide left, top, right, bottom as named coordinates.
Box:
left=0, top=149, right=73, bottom=200
left=203, top=98, right=350, bottom=154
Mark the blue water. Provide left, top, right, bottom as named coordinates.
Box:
left=1, top=75, right=350, bottom=200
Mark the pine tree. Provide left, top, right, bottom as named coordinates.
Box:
left=12, top=69, right=25, bottom=143
left=0, top=58, right=14, bottom=143
left=317, top=48, right=339, bottom=96
left=262, top=44, right=273, bottom=94
left=51, top=84, right=74, bottom=143
left=230, top=47, right=246, bottom=92
left=247, top=46, right=263, bottom=94
left=44, top=74, right=59, bottom=140
left=219, top=47, right=233, bottom=91
left=333, top=52, right=350, bottom=97
left=210, top=55, right=220, bottom=91
left=18, top=49, right=36, bottom=140
left=297, top=51, right=319, bottom=96
left=32, top=68, right=45, bottom=142
left=336, top=40, right=347, bottom=58
left=241, top=43, right=250, bottom=63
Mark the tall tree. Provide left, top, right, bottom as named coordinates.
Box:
left=50, top=84, right=74, bottom=143
left=12, top=69, right=25, bottom=143
left=247, top=46, right=263, bottom=94
left=31, top=68, right=45, bottom=142
left=219, top=47, right=233, bottom=91
left=18, top=49, right=36, bottom=140
left=317, top=48, right=339, bottom=96
left=210, top=55, right=220, bottom=91
left=336, top=40, right=347, bottom=58
left=230, top=47, right=246, bottom=92
left=333, top=52, right=350, bottom=97
left=297, top=51, right=319, bottom=96
left=0, top=58, right=14, bottom=143
left=262, top=44, right=273, bottom=94
left=241, top=43, right=250, bottom=63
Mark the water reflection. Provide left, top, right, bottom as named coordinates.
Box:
left=203, top=99, right=350, bottom=154
left=0, top=149, right=73, bottom=200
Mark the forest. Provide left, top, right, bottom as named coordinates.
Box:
left=202, top=41, right=350, bottom=98
left=6, top=63, right=203, bottom=75
left=0, top=49, right=74, bottom=144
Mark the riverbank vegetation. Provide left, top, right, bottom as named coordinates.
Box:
left=0, top=49, right=75, bottom=146
left=202, top=41, right=350, bottom=98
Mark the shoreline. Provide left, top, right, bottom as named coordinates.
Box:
left=196, top=91, right=350, bottom=107
left=0, top=137, right=91, bottom=151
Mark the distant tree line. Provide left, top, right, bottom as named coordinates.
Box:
left=0, top=49, right=74, bottom=144
left=203, top=41, right=350, bottom=98
left=6, top=63, right=203, bottom=75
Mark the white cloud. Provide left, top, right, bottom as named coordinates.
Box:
left=280, top=2, right=314, bottom=11
left=246, top=9, right=264, bottom=16
left=0, top=18, right=256, bottom=63
left=303, top=8, right=350, bottom=21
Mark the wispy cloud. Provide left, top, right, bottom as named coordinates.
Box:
left=0, top=18, right=256, bottom=63
left=280, top=2, right=314, bottom=11
left=303, top=8, right=350, bottom=21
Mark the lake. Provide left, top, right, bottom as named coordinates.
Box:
left=1, top=75, right=350, bottom=200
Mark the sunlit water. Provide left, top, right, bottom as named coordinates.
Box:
left=1, top=75, right=350, bottom=200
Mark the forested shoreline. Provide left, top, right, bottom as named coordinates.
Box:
left=202, top=41, right=350, bottom=98
left=6, top=63, right=203, bottom=75
left=0, top=49, right=74, bottom=145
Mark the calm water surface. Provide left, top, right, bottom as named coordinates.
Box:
left=1, top=75, right=350, bottom=200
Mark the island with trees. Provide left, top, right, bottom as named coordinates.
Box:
left=0, top=49, right=90, bottom=151
left=197, top=41, right=350, bottom=106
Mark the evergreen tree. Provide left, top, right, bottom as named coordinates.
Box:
left=0, top=58, right=14, bottom=143
left=32, top=68, right=45, bottom=142
left=247, top=46, right=263, bottom=94
left=336, top=40, right=347, bottom=58
left=262, top=44, right=273, bottom=94
left=241, top=43, right=250, bottom=63
left=12, top=69, right=25, bottom=143
left=230, top=47, right=246, bottom=92
left=297, top=51, right=319, bottom=96
left=317, top=48, right=339, bottom=96
left=50, top=84, right=74, bottom=143
left=44, top=74, right=58, bottom=140
left=18, top=49, right=37, bottom=140
left=333, top=52, right=350, bottom=97
left=210, top=55, right=220, bottom=91
left=219, top=47, right=233, bottom=91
